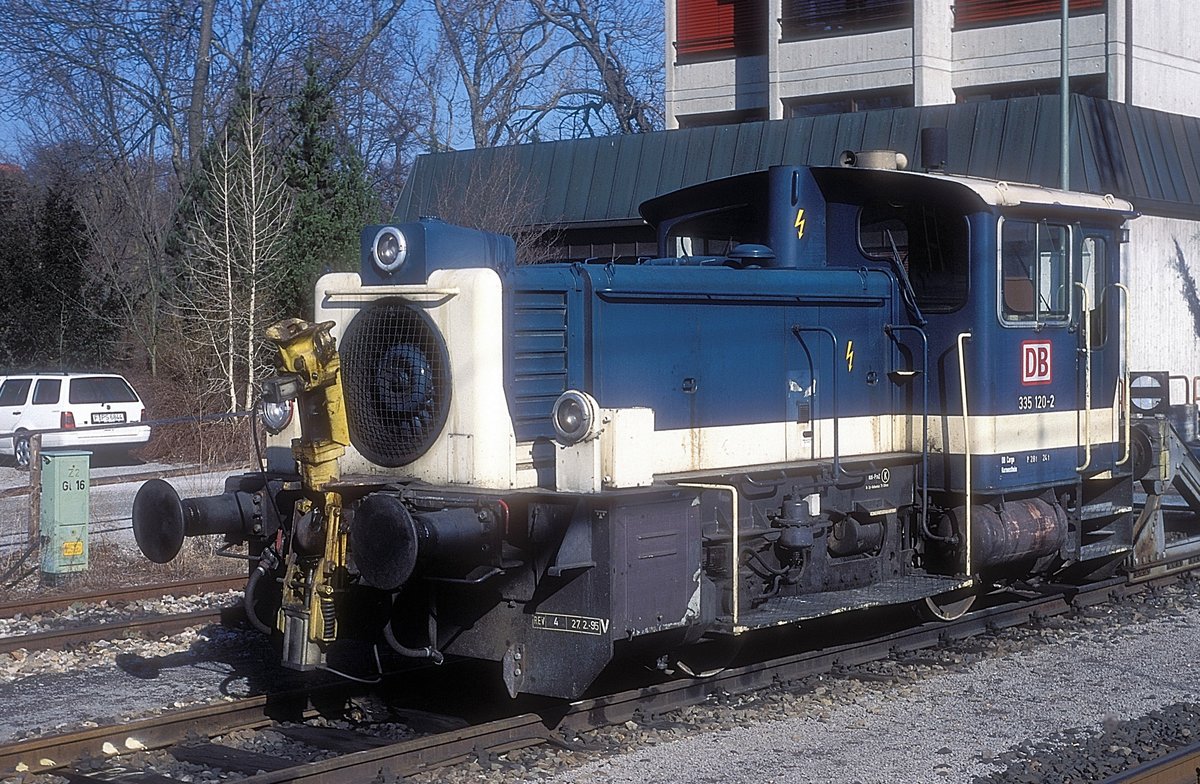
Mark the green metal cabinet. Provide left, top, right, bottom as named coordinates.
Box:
left=40, top=449, right=90, bottom=576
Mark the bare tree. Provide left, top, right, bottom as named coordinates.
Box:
left=430, top=0, right=567, bottom=148
left=431, top=147, right=559, bottom=262
left=530, top=0, right=663, bottom=134
left=180, top=95, right=292, bottom=412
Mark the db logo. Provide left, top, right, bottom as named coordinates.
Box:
left=1022, top=341, right=1052, bottom=385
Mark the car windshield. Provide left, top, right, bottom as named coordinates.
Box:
left=69, top=376, right=138, bottom=404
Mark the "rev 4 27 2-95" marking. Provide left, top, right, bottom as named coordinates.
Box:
left=532, top=612, right=610, bottom=636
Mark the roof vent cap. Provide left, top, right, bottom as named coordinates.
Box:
left=839, top=149, right=909, bottom=171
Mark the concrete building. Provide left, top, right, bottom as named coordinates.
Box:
left=666, top=0, right=1200, bottom=128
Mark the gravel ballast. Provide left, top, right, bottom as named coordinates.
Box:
left=2, top=580, right=1200, bottom=783
left=534, top=584, right=1200, bottom=784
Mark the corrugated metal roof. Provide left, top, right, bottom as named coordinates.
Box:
left=393, top=96, right=1200, bottom=228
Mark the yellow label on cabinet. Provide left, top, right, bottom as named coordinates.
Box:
left=62, top=540, right=83, bottom=557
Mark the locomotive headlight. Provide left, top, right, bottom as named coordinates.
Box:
left=372, top=226, right=408, bottom=274
left=551, top=390, right=600, bottom=445
left=259, top=399, right=294, bottom=434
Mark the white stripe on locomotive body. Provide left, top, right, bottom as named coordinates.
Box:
left=518, top=408, right=1121, bottom=483
left=316, top=270, right=523, bottom=490
left=311, top=271, right=1121, bottom=489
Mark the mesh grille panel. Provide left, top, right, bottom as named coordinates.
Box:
left=340, top=300, right=451, bottom=466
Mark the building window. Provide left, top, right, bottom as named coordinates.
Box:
left=954, top=0, right=1104, bottom=30
left=676, top=0, right=765, bottom=61
left=785, top=88, right=912, bottom=118
left=956, top=76, right=1106, bottom=103
left=781, top=0, right=912, bottom=41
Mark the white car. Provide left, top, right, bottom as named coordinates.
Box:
left=0, top=373, right=151, bottom=468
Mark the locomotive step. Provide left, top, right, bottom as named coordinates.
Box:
left=720, top=574, right=971, bottom=633
left=1078, top=541, right=1133, bottom=560
left=1079, top=502, right=1134, bottom=521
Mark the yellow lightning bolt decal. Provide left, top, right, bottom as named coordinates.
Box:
left=846, top=340, right=854, bottom=373
left=795, top=208, right=806, bottom=239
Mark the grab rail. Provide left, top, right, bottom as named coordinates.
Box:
left=1114, top=282, right=1131, bottom=466
left=884, top=324, right=946, bottom=543
left=677, top=482, right=742, bottom=632
left=1075, top=281, right=1092, bottom=472
left=790, top=325, right=847, bottom=478
left=956, top=331, right=973, bottom=577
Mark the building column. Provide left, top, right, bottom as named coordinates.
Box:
left=665, top=0, right=679, bottom=128
left=913, top=0, right=955, bottom=106
left=1105, top=0, right=1130, bottom=104
left=768, top=0, right=784, bottom=119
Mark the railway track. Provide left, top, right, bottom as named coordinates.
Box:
left=0, top=575, right=244, bottom=619
left=0, top=576, right=246, bottom=654
left=1104, top=742, right=1200, bottom=783
left=0, top=573, right=1177, bottom=783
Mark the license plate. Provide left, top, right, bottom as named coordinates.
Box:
left=91, top=412, right=126, bottom=424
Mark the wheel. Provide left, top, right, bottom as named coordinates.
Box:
left=13, top=431, right=31, bottom=470
left=919, top=587, right=977, bottom=621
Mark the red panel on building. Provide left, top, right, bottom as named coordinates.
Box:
left=677, top=0, right=764, bottom=58
left=955, top=0, right=1104, bottom=28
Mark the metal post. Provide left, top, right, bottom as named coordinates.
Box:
left=1060, top=0, right=1070, bottom=190
left=26, top=433, right=41, bottom=547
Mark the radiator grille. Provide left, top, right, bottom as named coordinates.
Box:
left=340, top=300, right=451, bottom=466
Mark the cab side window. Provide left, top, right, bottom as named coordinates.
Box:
left=859, top=203, right=970, bottom=312
left=1000, top=220, right=1070, bottom=324
left=1081, top=236, right=1108, bottom=347
left=32, top=379, right=61, bottom=405
left=0, top=379, right=31, bottom=407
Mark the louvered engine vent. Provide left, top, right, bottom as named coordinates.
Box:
left=339, top=300, right=452, bottom=467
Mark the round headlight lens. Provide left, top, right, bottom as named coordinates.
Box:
left=551, top=390, right=598, bottom=445
left=373, top=226, right=407, bottom=274
left=260, top=399, right=294, bottom=434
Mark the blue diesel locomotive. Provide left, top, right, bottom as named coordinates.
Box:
left=133, top=150, right=1137, bottom=699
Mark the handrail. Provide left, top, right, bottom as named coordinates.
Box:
left=956, top=331, right=973, bottom=577
left=1075, top=281, right=1092, bottom=472
left=790, top=325, right=847, bottom=478
left=677, top=483, right=742, bottom=631
left=885, top=324, right=947, bottom=543
left=1114, top=282, right=1131, bottom=466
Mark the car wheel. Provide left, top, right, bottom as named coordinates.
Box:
left=13, top=431, right=31, bottom=470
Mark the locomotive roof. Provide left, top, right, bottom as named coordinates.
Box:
left=638, top=165, right=1134, bottom=229
left=397, top=95, right=1197, bottom=231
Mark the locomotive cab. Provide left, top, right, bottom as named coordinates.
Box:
left=133, top=155, right=1137, bottom=700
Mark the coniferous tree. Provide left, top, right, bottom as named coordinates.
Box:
left=0, top=166, right=36, bottom=367
left=279, top=59, right=380, bottom=319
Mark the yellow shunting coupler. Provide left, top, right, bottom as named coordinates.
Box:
left=264, top=318, right=352, bottom=668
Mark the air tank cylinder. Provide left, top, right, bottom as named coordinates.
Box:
left=936, top=498, right=1067, bottom=569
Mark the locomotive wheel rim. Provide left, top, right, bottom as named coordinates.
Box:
left=921, top=588, right=977, bottom=621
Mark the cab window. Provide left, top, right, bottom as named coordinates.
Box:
left=859, top=203, right=970, bottom=313
left=1081, top=235, right=1108, bottom=347
left=1000, top=220, right=1070, bottom=324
